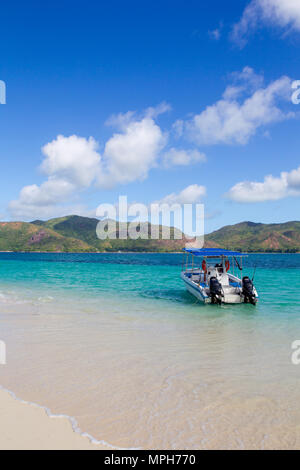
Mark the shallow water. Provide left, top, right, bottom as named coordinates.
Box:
left=0, top=253, right=300, bottom=449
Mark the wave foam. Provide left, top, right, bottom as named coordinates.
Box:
left=0, top=384, right=140, bottom=450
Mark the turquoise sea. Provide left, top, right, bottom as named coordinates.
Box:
left=0, top=253, right=300, bottom=449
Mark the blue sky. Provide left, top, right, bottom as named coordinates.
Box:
left=0, top=0, right=300, bottom=233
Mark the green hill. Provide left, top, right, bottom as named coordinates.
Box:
left=32, top=215, right=189, bottom=252
left=0, top=221, right=95, bottom=252
left=205, top=221, right=300, bottom=253
left=0, top=217, right=299, bottom=253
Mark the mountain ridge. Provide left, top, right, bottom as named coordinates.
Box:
left=205, top=220, right=300, bottom=252
left=0, top=216, right=299, bottom=253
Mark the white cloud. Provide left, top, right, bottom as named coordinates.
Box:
left=163, top=148, right=206, bottom=167
left=287, top=166, right=300, bottom=189
left=232, top=0, right=300, bottom=46
left=172, top=119, right=184, bottom=138
left=227, top=175, right=287, bottom=203
left=145, top=102, right=172, bottom=119
left=41, top=135, right=101, bottom=188
left=12, top=179, right=75, bottom=208
left=9, top=104, right=203, bottom=220
left=99, top=113, right=168, bottom=188
left=155, top=184, right=206, bottom=205
left=228, top=66, right=265, bottom=94
left=9, top=135, right=102, bottom=220
left=182, top=69, right=293, bottom=146
left=8, top=201, right=91, bottom=222
left=227, top=165, right=300, bottom=203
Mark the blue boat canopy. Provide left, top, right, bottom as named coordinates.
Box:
left=183, top=248, right=248, bottom=257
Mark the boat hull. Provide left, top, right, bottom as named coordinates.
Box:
left=181, top=272, right=258, bottom=305
left=181, top=272, right=210, bottom=303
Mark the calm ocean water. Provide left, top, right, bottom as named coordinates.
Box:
left=0, top=253, right=300, bottom=449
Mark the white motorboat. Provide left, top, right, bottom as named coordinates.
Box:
left=181, top=248, right=258, bottom=305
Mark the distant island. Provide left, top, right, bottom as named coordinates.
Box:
left=0, top=216, right=299, bottom=253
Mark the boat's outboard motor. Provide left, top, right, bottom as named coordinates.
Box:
left=242, top=276, right=257, bottom=305
left=210, top=277, right=223, bottom=305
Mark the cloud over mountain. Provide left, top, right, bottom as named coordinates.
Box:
left=227, top=165, right=300, bottom=203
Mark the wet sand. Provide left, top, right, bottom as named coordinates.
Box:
left=0, top=388, right=107, bottom=450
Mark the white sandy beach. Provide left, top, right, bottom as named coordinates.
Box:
left=0, top=388, right=107, bottom=450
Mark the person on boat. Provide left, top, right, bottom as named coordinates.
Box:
left=215, top=263, right=223, bottom=274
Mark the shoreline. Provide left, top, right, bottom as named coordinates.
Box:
left=0, top=251, right=299, bottom=254
left=0, top=385, right=126, bottom=451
